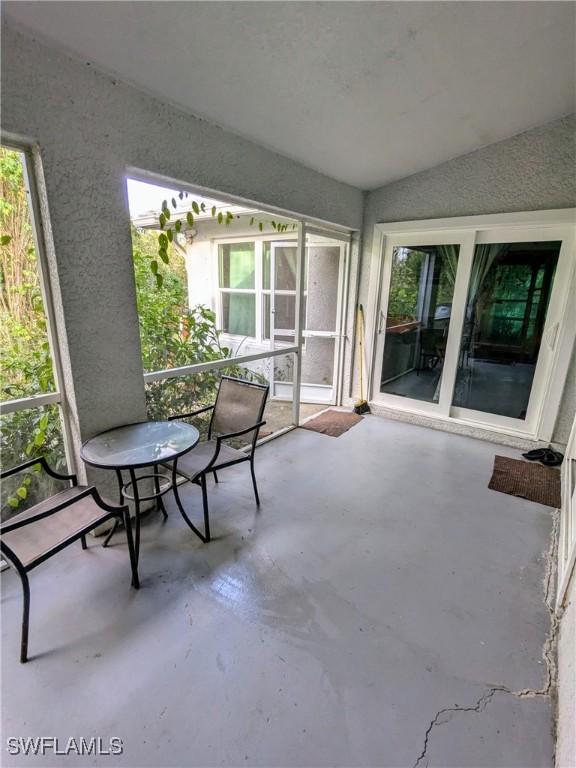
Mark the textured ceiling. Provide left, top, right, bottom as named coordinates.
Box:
left=3, top=1, right=575, bottom=189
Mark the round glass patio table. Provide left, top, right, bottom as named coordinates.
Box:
left=80, top=421, right=201, bottom=564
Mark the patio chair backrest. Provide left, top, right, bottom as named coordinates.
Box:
left=211, top=377, right=269, bottom=438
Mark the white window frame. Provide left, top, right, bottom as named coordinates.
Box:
left=0, top=138, right=74, bottom=472
left=367, top=209, right=576, bottom=442
left=213, top=234, right=301, bottom=347
left=215, top=239, right=259, bottom=342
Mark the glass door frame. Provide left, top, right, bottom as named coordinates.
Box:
left=368, top=209, right=576, bottom=441
left=369, top=229, right=475, bottom=418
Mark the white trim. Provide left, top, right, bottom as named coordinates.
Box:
left=126, top=166, right=355, bottom=236
left=377, top=209, right=575, bottom=235
left=143, top=346, right=298, bottom=383
left=0, top=391, right=61, bottom=415
left=292, top=223, right=306, bottom=425
left=557, top=413, right=576, bottom=610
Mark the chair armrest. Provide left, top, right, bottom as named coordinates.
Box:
left=215, top=421, right=266, bottom=443
left=0, top=455, right=77, bottom=484
left=168, top=404, right=214, bottom=421
left=184, top=421, right=266, bottom=475
left=0, top=487, right=127, bottom=534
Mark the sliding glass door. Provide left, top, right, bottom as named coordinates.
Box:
left=371, top=215, right=575, bottom=438
left=450, top=227, right=571, bottom=433
left=371, top=231, right=473, bottom=416
left=452, top=238, right=560, bottom=420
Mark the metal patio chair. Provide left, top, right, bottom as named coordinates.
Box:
left=0, top=456, right=139, bottom=663
left=166, top=376, right=269, bottom=542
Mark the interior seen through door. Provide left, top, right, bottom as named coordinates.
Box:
left=453, top=241, right=560, bottom=419
left=380, top=244, right=459, bottom=403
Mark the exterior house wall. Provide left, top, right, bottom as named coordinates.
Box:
left=1, top=22, right=362, bottom=481
left=182, top=232, right=342, bottom=399
left=355, top=115, right=576, bottom=447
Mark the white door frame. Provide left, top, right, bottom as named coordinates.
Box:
left=271, top=237, right=349, bottom=405
left=367, top=209, right=576, bottom=441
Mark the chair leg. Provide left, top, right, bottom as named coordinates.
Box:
left=20, top=571, right=30, bottom=663
left=102, top=518, right=119, bottom=548
left=213, top=470, right=219, bottom=484
left=81, top=534, right=87, bottom=550
left=200, top=474, right=211, bottom=542
left=250, top=457, right=260, bottom=507
left=171, top=464, right=209, bottom=544
left=122, top=511, right=140, bottom=589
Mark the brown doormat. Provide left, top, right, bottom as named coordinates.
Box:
left=301, top=409, right=363, bottom=438
left=488, top=455, right=561, bottom=508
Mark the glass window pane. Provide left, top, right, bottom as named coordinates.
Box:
left=0, top=147, right=57, bottom=400
left=219, top=243, right=255, bottom=289
left=380, top=244, right=459, bottom=403
left=306, top=245, right=340, bottom=331
left=453, top=241, right=560, bottom=419
left=275, top=247, right=297, bottom=290
left=302, top=337, right=336, bottom=386
left=221, top=293, right=256, bottom=337
left=263, top=243, right=306, bottom=290
left=263, top=294, right=306, bottom=341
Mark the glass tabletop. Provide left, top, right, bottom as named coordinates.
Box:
left=80, top=421, right=200, bottom=469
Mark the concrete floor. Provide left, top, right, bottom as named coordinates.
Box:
left=261, top=401, right=326, bottom=437
left=1, top=416, right=555, bottom=767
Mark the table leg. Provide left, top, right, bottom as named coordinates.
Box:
left=153, top=464, right=169, bottom=520
left=171, top=459, right=209, bottom=543
left=128, top=467, right=142, bottom=564
left=102, top=469, right=124, bottom=548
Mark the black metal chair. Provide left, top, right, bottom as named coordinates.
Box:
left=417, top=328, right=446, bottom=373
left=0, top=457, right=139, bottom=663
left=166, top=376, right=269, bottom=542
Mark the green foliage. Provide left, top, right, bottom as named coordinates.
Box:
left=132, top=227, right=264, bottom=422
left=149, top=189, right=297, bottom=286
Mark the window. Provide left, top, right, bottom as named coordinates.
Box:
left=0, top=145, right=71, bottom=517
left=217, top=239, right=304, bottom=344
left=218, top=242, right=256, bottom=337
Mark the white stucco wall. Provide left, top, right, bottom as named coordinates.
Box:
left=0, top=22, right=362, bottom=480
left=355, top=115, right=576, bottom=445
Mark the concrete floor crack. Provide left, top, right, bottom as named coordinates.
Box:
left=412, top=687, right=509, bottom=768
left=412, top=509, right=560, bottom=768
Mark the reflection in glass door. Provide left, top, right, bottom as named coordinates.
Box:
left=379, top=244, right=460, bottom=404
left=453, top=241, right=561, bottom=419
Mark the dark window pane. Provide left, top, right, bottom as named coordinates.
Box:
left=453, top=241, right=561, bottom=419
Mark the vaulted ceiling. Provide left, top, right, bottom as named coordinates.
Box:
left=3, top=1, right=575, bottom=189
